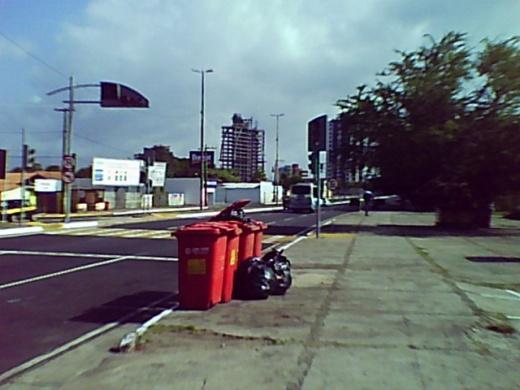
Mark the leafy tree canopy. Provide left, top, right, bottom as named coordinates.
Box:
left=336, top=32, right=520, bottom=212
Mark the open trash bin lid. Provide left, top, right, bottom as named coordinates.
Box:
left=210, top=199, right=251, bottom=221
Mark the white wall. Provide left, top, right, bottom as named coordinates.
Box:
left=215, top=186, right=260, bottom=204
left=215, top=182, right=283, bottom=204
left=164, top=178, right=215, bottom=206
left=259, top=182, right=283, bottom=204
left=164, top=178, right=199, bottom=205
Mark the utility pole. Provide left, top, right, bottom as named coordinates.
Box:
left=20, top=128, right=26, bottom=224
left=62, top=76, right=74, bottom=223
left=47, top=78, right=149, bottom=220
left=271, top=113, right=284, bottom=205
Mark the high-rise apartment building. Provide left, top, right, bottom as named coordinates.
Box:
left=219, top=114, right=265, bottom=182
left=326, top=116, right=378, bottom=191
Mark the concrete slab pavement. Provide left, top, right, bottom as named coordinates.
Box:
left=2, top=211, right=519, bottom=389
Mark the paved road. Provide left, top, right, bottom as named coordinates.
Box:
left=0, top=206, right=348, bottom=375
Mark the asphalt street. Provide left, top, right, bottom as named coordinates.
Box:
left=0, top=207, right=348, bottom=376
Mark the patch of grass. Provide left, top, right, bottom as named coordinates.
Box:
left=144, top=323, right=291, bottom=345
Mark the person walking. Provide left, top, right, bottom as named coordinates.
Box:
left=363, top=190, right=373, bottom=216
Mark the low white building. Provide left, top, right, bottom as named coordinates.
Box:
left=164, top=178, right=216, bottom=206
left=215, top=182, right=282, bottom=205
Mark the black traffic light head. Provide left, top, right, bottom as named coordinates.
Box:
left=308, top=152, right=316, bottom=174
left=22, top=144, right=36, bottom=169
left=308, top=115, right=327, bottom=152
left=0, top=149, right=6, bottom=179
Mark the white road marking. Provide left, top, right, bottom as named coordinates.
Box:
left=279, top=236, right=307, bottom=251
left=46, top=228, right=102, bottom=236
left=506, top=289, right=520, bottom=299
left=282, top=217, right=294, bottom=222
left=0, top=249, right=177, bottom=262
left=80, top=228, right=129, bottom=237
left=47, top=227, right=173, bottom=239
left=126, top=230, right=162, bottom=237
left=263, top=235, right=283, bottom=243
left=0, top=256, right=132, bottom=290
left=148, top=233, right=173, bottom=239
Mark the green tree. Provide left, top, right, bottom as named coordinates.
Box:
left=251, top=169, right=267, bottom=182
left=279, top=171, right=302, bottom=192
left=207, top=168, right=240, bottom=182
left=75, top=166, right=92, bottom=178
left=336, top=32, right=520, bottom=227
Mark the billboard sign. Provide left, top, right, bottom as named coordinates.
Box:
left=168, top=193, right=185, bottom=206
left=147, top=162, right=167, bottom=187
left=308, top=115, right=327, bottom=152
left=189, top=150, right=215, bottom=168
left=92, top=157, right=140, bottom=186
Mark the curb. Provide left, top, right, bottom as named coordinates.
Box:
left=0, top=226, right=44, bottom=237
left=61, top=221, right=99, bottom=229
left=117, top=305, right=178, bottom=353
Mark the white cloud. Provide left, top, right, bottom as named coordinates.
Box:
left=1, top=0, right=518, bottom=171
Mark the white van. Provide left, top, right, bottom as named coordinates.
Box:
left=287, top=182, right=317, bottom=213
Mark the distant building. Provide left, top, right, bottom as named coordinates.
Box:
left=326, top=117, right=378, bottom=191
left=279, top=163, right=301, bottom=178
left=219, top=114, right=265, bottom=182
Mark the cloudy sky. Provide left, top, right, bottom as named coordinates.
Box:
left=1, top=0, right=519, bottom=175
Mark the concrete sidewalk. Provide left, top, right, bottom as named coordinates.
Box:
left=2, top=211, right=519, bottom=389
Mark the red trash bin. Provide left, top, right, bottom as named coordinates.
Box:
left=251, top=220, right=268, bottom=257
left=174, top=223, right=228, bottom=310
left=227, top=221, right=259, bottom=264
left=211, top=222, right=242, bottom=303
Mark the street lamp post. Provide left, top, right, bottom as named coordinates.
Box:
left=192, top=68, right=213, bottom=210
left=271, top=113, right=284, bottom=205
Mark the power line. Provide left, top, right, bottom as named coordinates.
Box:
left=0, top=30, right=67, bottom=79
left=74, top=133, right=137, bottom=155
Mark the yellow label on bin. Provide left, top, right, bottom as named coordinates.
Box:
left=230, top=249, right=237, bottom=266
left=187, top=258, right=206, bottom=275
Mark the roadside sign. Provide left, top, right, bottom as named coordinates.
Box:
left=62, top=171, right=75, bottom=184
left=35, top=179, right=62, bottom=192
left=147, top=162, right=167, bottom=187
left=63, top=155, right=75, bottom=171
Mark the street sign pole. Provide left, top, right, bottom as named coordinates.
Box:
left=316, top=151, right=321, bottom=239
left=63, top=76, right=74, bottom=223
left=20, top=128, right=26, bottom=224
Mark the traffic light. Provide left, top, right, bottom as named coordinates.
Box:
left=22, top=144, right=36, bottom=169
left=308, top=152, right=317, bottom=175
left=100, top=82, right=149, bottom=108
left=308, top=115, right=327, bottom=152
left=0, top=149, right=6, bottom=179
